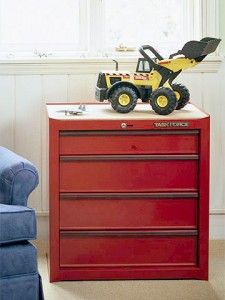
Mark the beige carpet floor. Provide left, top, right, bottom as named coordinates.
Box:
left=36, top=240, right=225, bottom=300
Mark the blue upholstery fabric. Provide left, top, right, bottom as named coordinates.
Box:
left=0, top=147, right=44, bottom=299
left=0, top=147, right=39, bottom=206
left=0, top=273, right=44, bottom=300
left=0, top=242, right=37, bottom=278
left=0, top=204, right=36, bottom=244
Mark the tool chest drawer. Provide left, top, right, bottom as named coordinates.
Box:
left=60, top=194, right=197, bottom=230
left=48, top=103, right=210, bottom=281
left=60, top=130, right=199, bottom=155
left=60, top=231, right=198, bottom=267
left=60, top=156, right=198, bottom=192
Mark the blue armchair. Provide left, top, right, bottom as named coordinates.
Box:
left=0, top=147, right=44, bottom=300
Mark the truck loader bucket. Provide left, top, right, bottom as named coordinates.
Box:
left=180, top=37, right=221, bottom=60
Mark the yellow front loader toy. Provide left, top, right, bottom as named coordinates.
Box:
left=95, top=37, right=221, bottom=115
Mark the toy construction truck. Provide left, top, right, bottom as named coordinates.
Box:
left=95, top=37, right=221, bottom=115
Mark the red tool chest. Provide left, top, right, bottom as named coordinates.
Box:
left=47, top=103, right=209, bottom=282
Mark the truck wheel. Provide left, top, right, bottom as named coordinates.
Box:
left=150, top=87, right=177, bottom=115
left=172, top=83, right=190, bottom=110
left=109, top=86, right=138, bottom=113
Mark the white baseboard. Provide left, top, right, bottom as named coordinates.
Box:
left=36, top=214, right=225, bottom=241
left=209, top=214, right=225, bottom=240
left=36, top=215, right=49, bottom=242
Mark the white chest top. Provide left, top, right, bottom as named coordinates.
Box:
left=47, top=103, right=208, bottom=120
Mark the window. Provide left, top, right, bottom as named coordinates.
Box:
left=0, top=0, right=88, bottom=57
left=136, top=59, right=151, bottom=73
left=104, top=0, right=191, bottom=57
left=95, top=0, right=218, bottom=58
left=0, top=0, right=219, bottom=58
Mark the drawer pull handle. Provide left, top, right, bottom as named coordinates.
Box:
left=60, top=154, right=199, bottom=161
left=59, top=130, right=199, bottom=136
left=60, top=230, right=198, bottom=238
left=60, top=192, right=199, bottom=199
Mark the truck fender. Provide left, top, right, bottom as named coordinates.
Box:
left=107, top=81, right=141, bottom=99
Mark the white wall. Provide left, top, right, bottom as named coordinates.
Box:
left=0, top=58, right=224, bottom=240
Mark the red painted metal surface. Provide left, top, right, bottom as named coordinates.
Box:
left=48, top=103, right=210, bottom=282
left=60, top=197, right=197, bottom=230
left=57, top=267, right=205, bottom=281
left=49, top=120, right=60, bottom=282
left=60, top=131, right=199, bottom=155
left=60, top=158, right=198, bottom=192
left=60, top=233, right=197, bottom=267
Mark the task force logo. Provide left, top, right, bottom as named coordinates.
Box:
left=153, top=122, right=189, bottom=128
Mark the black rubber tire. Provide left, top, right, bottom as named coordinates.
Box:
left=150, top=87, right=177, bottom=115
left=172, top=83, right=190, bottom=110
left=109, top=86, right=138, bottom=113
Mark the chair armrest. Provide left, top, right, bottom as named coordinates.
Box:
left=0, top=147, right=39, bottom=206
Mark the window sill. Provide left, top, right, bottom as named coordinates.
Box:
left=0, top=56, right=223, bottom=75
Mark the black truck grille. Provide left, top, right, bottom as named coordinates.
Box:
left=97, top=72, right=107, bottom=88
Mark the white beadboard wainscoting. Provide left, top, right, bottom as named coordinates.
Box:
left=0, top=58, right=224, bottom=240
